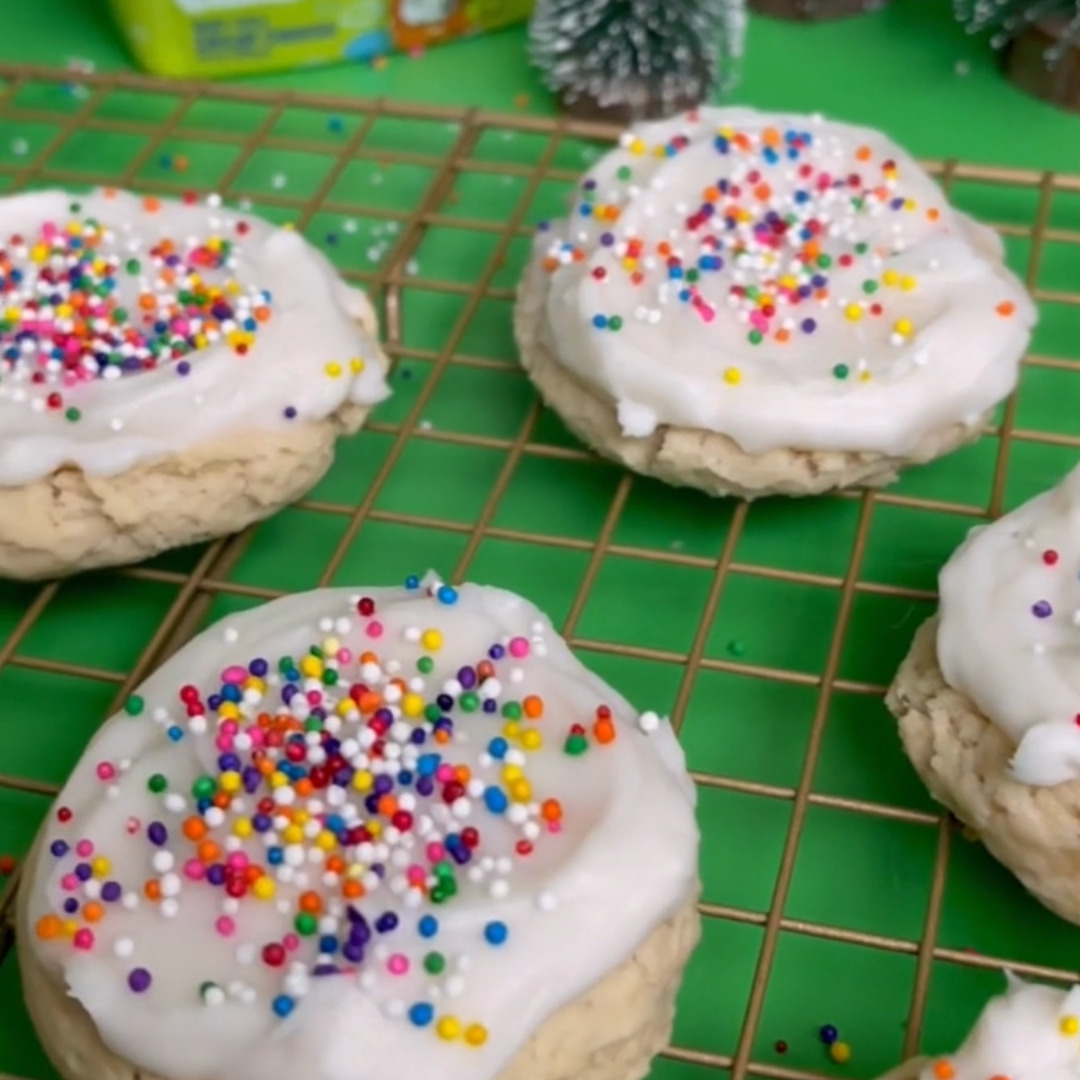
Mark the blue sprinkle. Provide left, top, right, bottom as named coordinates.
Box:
left=487, top=737, right=508, bottom=760
left=484, top=920, right=508, bottom=946
left=409, top=1002, right=434, bottom=1027
left=437, top=585, right=458, bottom=605
left=405, top=575, right=420, bottom=589
left=167, top=726, right=184, bottom=742
left=418, top=915, right=439, bottom=938
left=319, top=934, right=339, bottom=954
left=592, top=314, right=607, bottom=329
left=272, top=995, right=295, bottom=1017
left=484, top=786, right=509, bottom=814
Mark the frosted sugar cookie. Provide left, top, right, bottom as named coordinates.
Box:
left=873, top=974, right=1080, bottom=1080
left=18, top=575, right=701, bottom=1080
left=516, top=108, right=1035, bottom=498
left=0, top=188, right=390, bottom=579
left=888, top=462, right=1080, bottom=924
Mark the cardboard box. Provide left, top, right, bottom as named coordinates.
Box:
left=107, top=0, right=534, bottom=78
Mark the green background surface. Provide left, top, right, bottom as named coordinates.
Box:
left=0, top=2, right=1079, bottom=1080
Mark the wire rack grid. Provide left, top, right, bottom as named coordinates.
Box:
left=1, top=62, right=1080, bottom=1080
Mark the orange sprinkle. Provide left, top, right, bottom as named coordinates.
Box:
left=360, top=651, right=378, bottom=664
left=523, top=695, right=544, bottom=720
left=144, top=880, right=162, bottom=902
left=855, top=145, right=872, bottom=162
left=754, top=183, right=772, bottom=201
left=182, top=817, right=208, bottom=842
left=594, top=717, right=616, bottom=744
left=142, top=196, right=161, bottom=212
left=927, top=208, right=940, bottom=221
left=343, top=879, right=365, bottom=900
left=541, top=799, right=563, bottom=821
left=775, top=328, right=791, bottom=343
left=541, top=256, right=559, bottom=273
left=377, top=794, right=398, bottom=817
left=996, top=301, right=1016, bottom=317
left=294, top=778, right=314, bottom=798
left=138, top=293, right=157, bottom=311
left=212, top=792, right=230, bottom=809
left=358, top=691, right=382, bottom=714
left=571, top=249, right=585, bottom=263
left=326, top=856, right=346, bottom=874
left=454, top=765, right=471, bottom=783
left=198, top=840, right=222, bottom=864
left=434, top=729, right=451, bottom=744
left=657, top=242, right=672, bottom=257
left=255, top=306, right=272, bottom=322
left=703, top=186, right=720, bottom=203
left=299, top=891, right=323, bottom=914
left=82, top=902, right=104, bottom=923
left=932, top=1063, right=955, bottom=1080
left=244, top=865, right=262, bottom=884
left=102, top=188, right=117, bottom=199
left=36, top=914, right=63, bottom=940
left=762, top=127, right=781, bottom=148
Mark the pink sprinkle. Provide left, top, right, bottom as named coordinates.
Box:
left=73, top=928, right=95, bottom=950
left=215, top=916, right=235, bottom=937
left=125, top=817, right=140, bottom=835
left=226, top=852, right=248, bottom=870
left=61, top=873, right=78, bottom=891
left=75, top=840, right=93, bottom=858
left=548, top=821, right=562, bottom=834
left=694, top=300, right=716, bottom=323
left=337, top=648, right=352, bottom=664
left=183, top=859, right=205, bottom=880
left=749, top=310, right=769, bottom=332
left=387, top=954, right=409, bottom=975
left=366, top=620, right=384, bottom=639
left=95, top=762, right=115, bottom=781
left=435, top=764, right=454, bottom=783
left=248, top=728, right=266, bottom=748
left=283, top=933, right=300, bottom=952
left=215, top=734, right=234, bottom=752
left=42, top=222, right=57, bottom=240
left=406, top=865, right=426, bottom=886
left=306, top=691, right=322, bottom=705
left=508, top=637, right=529, bottom=658
left=426, top=842, right=446, bottom=863
left=222, top=666, right=247, bottom=684
left=220, top=721, right=239, bottom=737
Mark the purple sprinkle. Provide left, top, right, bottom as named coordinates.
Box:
left=50, top=840, right=69, bottom=858
left=599, top=232, right=614, bottom=247
left=63, top=898, right=79, bottom=914
left=488, top=644, right=505, bottom=660
left=101, top=881, right=123, bottom=903
left=1033, top=600, right=1053, bottom=618
left=176, top=361, right=191, bottom=376
left=801, top=318, right=817, bottom=334
left=284, top=406, right=297, bottom=420
left=128, top=968, right=152, bottom=993
left=458, top=666, right=477, bottom=690
left=74, top=862, right=92, bottom=882
left=583, top=179, right=596, bottom=191
left=147, top=822, right=167, bottom=846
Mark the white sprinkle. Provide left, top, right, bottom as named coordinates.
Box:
left=271, top=173, right=287, bottom=189
left=638, top=710, right=661, bottom=734
left=160, top=898, right=180, bottom=919
left=537, top=890, right=558, bottom=912
left=113, top=937, right=135, bottom=958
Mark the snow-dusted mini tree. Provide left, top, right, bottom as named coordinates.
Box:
left=955, top=0, right=1080, bottom=64
left=528, top=0, right=747, bottom=123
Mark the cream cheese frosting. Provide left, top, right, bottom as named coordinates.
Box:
left=0, top=188, right=390, bottom=487
left=531, top=107, right=1035, bottom=457
left=21, top=574, right=699, bottom=1080
left=916, top=974, right=1080, bottom=1080
left=938, top=463, right=1080, bottom=787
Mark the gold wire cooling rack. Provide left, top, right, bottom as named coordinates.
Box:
left=0, top=62, right=1079, bottom=1080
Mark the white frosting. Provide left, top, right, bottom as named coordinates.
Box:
left=938, top=463, right=1080, bottom=787
left=533, top=107, right=1034, bottom=456
left=916, top=974, right=1080, bottom=1079
left=22, top=576, right=699, bottom=1080
left=0, top=189, right=390, bottom=486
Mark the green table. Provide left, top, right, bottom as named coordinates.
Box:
left=1, top=4, right=1080, bottom=1080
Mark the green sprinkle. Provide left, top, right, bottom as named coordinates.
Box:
left=861, top=280, right=878, bottom=294
left=125, top=258, right=140, bottom=274
left=417, top=656, right=434, bottom=674
left=564, top=734, right=588, bottom=756
left=310, top=646, right=324, bottom=659
left=64, top=406, right=81, bottom=422
left=147, top=773, right=167, bottom=794
left=616, top=165, right=632, bottom=180
left=124, top=694, right=145, bottom=716
left=323, top=669, right=339, bottom=686
left=294, top=913, right=318, bottom=936
left=816, top=254, right=832, bottom=269
left=113, top=307, right=127, bottom=323
left=748, top=329, right=764, bottom=345
left=459, top=692, right=479, bottom=712
left=423, top=952, right=446, bottom=975
left=855, top=242, right=869, bottom=254
left=501, top=702, right=522, bottom=720
left=304, top=716, right=322, bottom=732
left=424, top=704, right=442, bottom=723
left=608, top=315, right=623, bottom=331
left=685, top=269, right=700, bottom=283
left=69, top=202, right=81, bottom=213
left=192, top=775, right=216, bottom=799
left=727, top=640, right=747, bottom=657
left=833, top=363, right=850, bottom=380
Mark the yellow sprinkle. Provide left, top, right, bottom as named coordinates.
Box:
left=367, top=820, right=382, bottom=838
left=844, top=303, right=863, bottom=322
left=30, top=243, right=48, bottom=263
left=829, top=1042, right=852, bottom=1064
left=350, top=358, right=365, bottom=374
left=421, top=629, right=443, bottom=651
left=233, top=818, right=253, bottom=838
left=502, top=764, right=523, bottom=784
left=322, top=636, right=340, bottom=655
left=882, top=269, right=900, bottom=287
left=509, top=778, right=532, bottom=803
left=521, top=729, right=543, bottom=751
left=465, top=1024, right=488, bottom=1047
left=4, top=307, right=20, bottom=322
left=401, top=693, right=424, bottom=718
left=269, top=771, right=288, bottom=789
left=353, top=771, right=374, bottom=793
left=226, top=280, right=241, bottom=296
left=325, top=361, right=343, bottom=378
left=1061, top=1015, right=1078, bottom=1036
left=621, top=257, right=637, bottom=271
left=437, top=1016, right=462, bottom=1041
left=252, top=876, right=275, bottom=900
left=628, top=138, right=645, bottom=155
left=243, top=676, right=265, bottom=693
left=91, top=856, right=110, bottom=878
left=502, top=721, right=521, bottom=740
left=904, top=198, right=917, bottom=211
left=900, top=274, right=917, bottom=291
left=293, top=811, right=309, bottom=826
left=283, top=222, right=296, bottom=231
left=346, top=863, right=365, bottom=879
left=56, top=304, right=73, bottom=319
left=300, top=656, right=323, bottom=678
left=894, top=318, right=913, bottom=336
left=723, top=367, right=742, bottom=385
left=315, top=831, right=336, bottom=851
left=63, top=919, right=79, bottom=938
left=218, top=702, right=239, bottom=720
left=859, top=370, right=872, bottom=383
left=220, top=771, right=242, bottom=794
left=283, top=825, right=304, bottom=845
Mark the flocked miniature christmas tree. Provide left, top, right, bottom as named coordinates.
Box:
left=750, top=0, right=887, bottom=21
left=528, top=0, right=747, bottom=124
left=955, top=0, right=1080, bottom=111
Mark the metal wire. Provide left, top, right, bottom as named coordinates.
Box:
left=0, top=61, right=1076, bottom=1080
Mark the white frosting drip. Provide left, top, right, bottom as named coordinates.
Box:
left=23, top=577, right=698, bottom=1080
left=916, top=975, right=1080, bottom=1079
left=0, top=189, right=390, bottom=486
left=938, top=463, right=1080, bottom=786
left=535, top=107, right=1034, bottom=456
